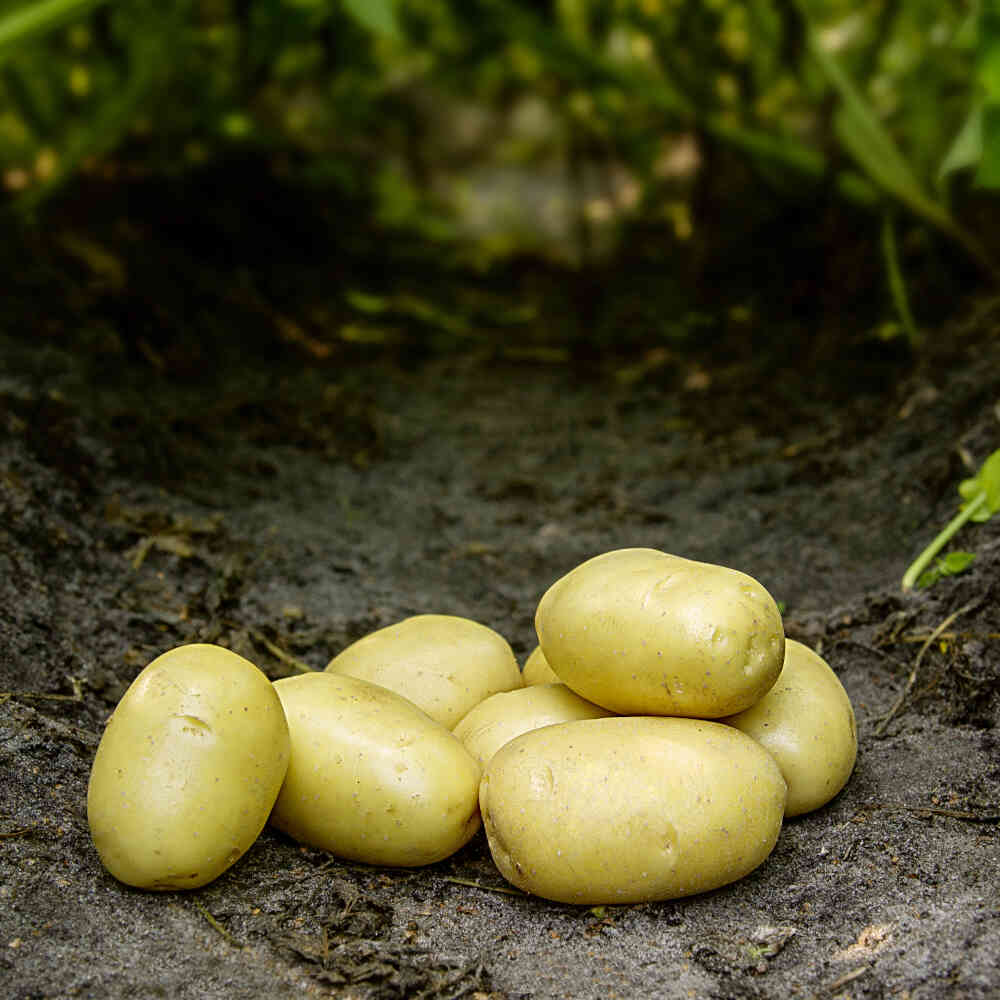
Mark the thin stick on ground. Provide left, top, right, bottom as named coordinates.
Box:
left=0, top=827, right=37, bottom=839
left=875, top=599, right=981, bottom=736
left=824, top=966, right=869, bottom=992
left=440, top=876, right=525, bottom=897
left=192, top=900, right=242, bottom=948
left=861, top=801, right=1000, bottom=822
left=250, top=630, right=315, bottom=674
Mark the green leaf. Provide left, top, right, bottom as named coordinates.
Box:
left=0, top=0, right=110, bottom=62
left=978, top=448, right=1000, bottom=509
left=794, top=2, right=959, bottom=240
left=556, top=0, right=590, bottom=46
left=976, top=104, right=1000, bottom=189
left=939, top=104, right=983, bottom=183
left=978, top=8, right=1000, bottom=96
left=939, top=550, right=977, bottom=574
left=345, top=290, right=390, bottom=314
left=916, top=551, right=976, bottom=589
left=958, top=447, right=1000, bottom=521
left=340, top=0, right=401, bottom=40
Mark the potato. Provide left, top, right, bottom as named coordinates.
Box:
left=87, top=644, right=290, bottom=890
left=270, top=672, right=481, bottom=866
left=722, top=638, right=857, bottom=816
left=535, top=548, right=784, bottom=717
left=453, top=683, right=614, bottom=768
left=325, top=614, right=522, bottom=728
left=521, top=646, right=560, bottom=686
left=480, top=716, right=787, bottom=904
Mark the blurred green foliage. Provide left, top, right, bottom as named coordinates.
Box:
left=0, top=0, right=996, bottom=280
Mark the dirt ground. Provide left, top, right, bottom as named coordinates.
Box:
left=1, top=176, right=999, bottom=1000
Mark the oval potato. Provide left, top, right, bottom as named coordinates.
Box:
left=723, top=638, right=857, bottom=816
left=521, top=646, right=560, bottom=686
left=325, top=614, right=522, bottom=729
left=535, top=548, right=784, bottom=717
left=453, top=683, right=613, bottom=768
left=270, top=672, right=481, bottom=866
left=480, top=716, right=787, bottom=904
left=87, top=644, right=290, bottom=890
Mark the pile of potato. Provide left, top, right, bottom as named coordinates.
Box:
left=87, top=547, right=856, bottom=904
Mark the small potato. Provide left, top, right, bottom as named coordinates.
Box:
left=87, top=644, right=290, bottom=890
left=480, top=716, right=786, bottom=904
left=521, top=646, right=560, bottom=686
left=325, top=614, right=522, bottom=728
left=270, top=672, right=481, bottom=866
left=535, top=548, right=784, bottom=717
left=722, top=639, right=857, bottom=816
left=453, top=683, right=614, bottom=768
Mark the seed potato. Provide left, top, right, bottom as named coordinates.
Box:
left=521, top=646, right=560, bottom=685
left=325, top=614, right=522, bottom=729
left=453, top=683, right=614, bottom=768
left=723, top=638, right=857, bottom=816
left=87, top=643, right=290, bottom=890
left=270, top=672, right=482, bottom=866
left=480, top=716, right=787, bottom=904
left=535, top=548, right=785, bottom=717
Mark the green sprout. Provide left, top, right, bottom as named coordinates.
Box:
left=914, top=550, right=976, bottom=590
left=902, top=448, right=1000, bottom=591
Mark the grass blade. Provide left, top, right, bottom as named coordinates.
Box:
left=0, top=0, right=111, bottom=61
left=881, top=213, right=921, bottom=348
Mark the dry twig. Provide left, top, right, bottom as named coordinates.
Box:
left=250, top=630, right=315, bottom=674
left=192, top=900, right=242, bottom=948
left=440, top=876, right=525, bottom=897
left=874, top=599, right=981, bottom=736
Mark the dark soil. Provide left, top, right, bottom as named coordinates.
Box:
left=2, top=167, right=999, bottom=1000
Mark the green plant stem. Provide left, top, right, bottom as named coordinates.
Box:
left=881, top=213, right=921, bottom=348
left=902, top=491, right=987, bottom=591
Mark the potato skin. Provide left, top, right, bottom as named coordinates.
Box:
left=270, top=672, right=482, bottom=866
left=453, top=683, right=613, bottom=768
left=722, top=639, right=857, bottom=816
left=87, top=644, right=290, bottom=890
left=521, top=646, right=560, bottom=686
left=535, top=548, right=784, bottom=717
left=325, top=614, right=522, bottom=728
left=480, top=716, right=787, bottom=904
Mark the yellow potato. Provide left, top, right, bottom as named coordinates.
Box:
left=535, top=548, right=784, bottom=717
left=87, top=644, right=290, bottom=890
left=521, top=646, right=560, bottom=685
left=722, top=638, right=857, bottom=816
left=453, top=683, right=614, bottom=768
left=480, top=716, right=786, bottom=904
left=270, top=672, right=481, bottom=866
left=325, top=614, right=522, bottom=728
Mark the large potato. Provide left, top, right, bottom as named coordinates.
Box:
left=453, top=683, right=613, bottom=768
left=723, top=638, right=857, bottom=816
left=325, top=614, right=522, bottom=728
left=87, top=644, right=290, bottom=890
left=270, top=672, right=481, bottom=866
left=535, top=548, right=784, bottom=717
left=480, top=716, right=787, bottom=904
